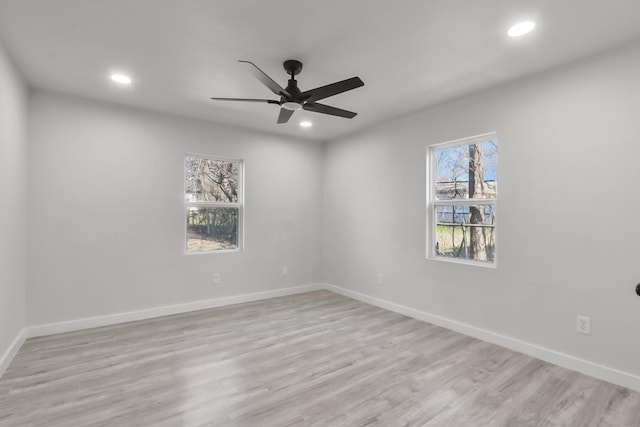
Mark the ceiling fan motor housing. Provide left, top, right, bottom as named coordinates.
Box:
left=283, top=78, right=303, bottom=99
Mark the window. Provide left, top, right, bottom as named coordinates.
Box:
left=184, top=155, right=243, bottom=253
left=427, top=133, right=498, bottom=266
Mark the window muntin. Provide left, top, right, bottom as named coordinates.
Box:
left=185, top=156, right=243, bottom=253
left=428, top=134, right=497, bottom=266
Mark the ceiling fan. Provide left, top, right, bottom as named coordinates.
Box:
left=211, top=60, right=364, bottom=124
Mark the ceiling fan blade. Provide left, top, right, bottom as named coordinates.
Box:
left=301, top=77, right=364, bottom=102
left=238, top=60, right=291, bottom=97
left=211, top=97, right=280, bottom=104
left=303, top=102, right=357, bottom=119
left=277, top=108, right=294, bottom=124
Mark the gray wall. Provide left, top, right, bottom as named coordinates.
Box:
left=0, top=42, right=28, bottom=360
left=322, top=42, right=640, bottom=376
left=27, top=90, right=324, bottom=325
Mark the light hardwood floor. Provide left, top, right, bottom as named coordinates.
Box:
left=1, top=291, right=639, bottom=426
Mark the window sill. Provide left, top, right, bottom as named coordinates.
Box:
left=426, top=255, right=496, bottom=269
left=184, top=248, right=242, bottom=255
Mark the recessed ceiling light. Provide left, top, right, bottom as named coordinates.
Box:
left=508, top=20, right=536, bottom=37
left=300, top=121, right=312, bottom=128
left=110, top=73, right=132, bottom=84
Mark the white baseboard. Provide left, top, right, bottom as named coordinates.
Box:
left=27, top=283, right=324, bottom=338
left=0, top=328, right=28, bottom=379
left=324, top=283, right=640, bottom=393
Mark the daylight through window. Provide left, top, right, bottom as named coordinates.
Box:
left=184, top=156, right=243, bottom=252
left=428, top=133, right=497, bottom=265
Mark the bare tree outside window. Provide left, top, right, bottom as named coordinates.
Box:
left=430, top=134, right=497, bottom=264
left=185, top=157, right=242, bottom=252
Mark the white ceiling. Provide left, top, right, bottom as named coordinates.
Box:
left=1, top=0, right=640, bottom=142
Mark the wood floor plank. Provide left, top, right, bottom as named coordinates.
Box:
left=0, top=290, right=638, bottom=426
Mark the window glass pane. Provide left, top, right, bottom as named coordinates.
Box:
left=435, top=140, right=497, bottom=200
left=186, top=207, right=238, bottom=251
left=185, top=158, right=239, bottom=203
left=435, top=204, right=495, bottom=262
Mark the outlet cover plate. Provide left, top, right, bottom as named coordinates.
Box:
left=576, top=315, right=591, bottom=335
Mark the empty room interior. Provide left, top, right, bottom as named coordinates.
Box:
left=2, top=1, right=640, bottom=425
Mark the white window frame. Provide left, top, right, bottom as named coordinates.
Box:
left=184, top=153, right=244, bottom=255
left=426, top=132, right=498, bottom=268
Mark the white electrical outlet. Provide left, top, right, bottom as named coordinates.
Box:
left=212, top=273, right=220, bottom=284
left=576, top=315, right=591, bottom=335
left=377, top=273, right=384, bottom=286
left=282, top=266, right=288, bottom=276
